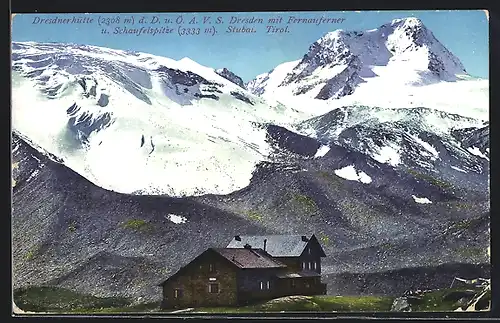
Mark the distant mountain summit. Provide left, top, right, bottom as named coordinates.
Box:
left=215, top=67, right=246, bottom=89
left=247, top=17, right=468, bottom=100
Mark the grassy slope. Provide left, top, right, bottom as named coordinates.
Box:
left=195, top=295, right=394, bottom=313
left=13, top=286, right=489, bottom=314
left=13, top=286, right=157, bottom=313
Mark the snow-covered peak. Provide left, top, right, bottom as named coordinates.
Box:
left=178, top=57, right=196, bottom=64
left=248, top=17, right=469, bottom=102
left=246, top=60, right=301, bottom=96
left=390, top=17, right=423, bottom=27
left=319, top=29, right=346, bottom=43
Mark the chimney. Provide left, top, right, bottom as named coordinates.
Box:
left=235, top=235, right=241, bottom=241
left=301, top=235, right=309, bottom=242
left=243, top=243, right=252, bottom=249
left=263, top=239, right=267, bottom=252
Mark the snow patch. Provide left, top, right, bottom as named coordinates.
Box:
left=334, top=165, right=372, bottom=184
left=372, top=144, right=401, bottom=167
left=166, top=214, right=187, bottom=224
left=467, top=146, right=489, bottom=161
left=357, top=171, right=372, bottom=184
left=451, top=165, right=467, bottom=173
left=26, top=169, right=40, bottom=182
left=314, top=145, right=331, bottom=158
left=412, top=195, right=432, bottom=204
left=410, top=135, right=439, bottom=159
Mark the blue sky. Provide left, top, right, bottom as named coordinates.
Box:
left=12, top=10, right=488, bottom=82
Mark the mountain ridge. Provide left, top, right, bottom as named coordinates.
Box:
left=247, top=17, right=469, bottom=101
left=12, top=129, right=489, bottom=301
left=11, top=41, right=309, bottom=197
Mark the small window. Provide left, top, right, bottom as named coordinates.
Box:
left=308, top=247, right=311, bottom=255
left=301, top=262, right=304, bottom=270
left=305, top=262, right=309, bottom=270
left=173, top=288, right=183, bottom=299
left=291, top=279, right=296, bottom=288
left=305, top=282, right=310, bottom=288
left=312, top=262, right=316, bottom=270
left=267, top=281, right=270, bottom=289
left=310, top=262, right=314, bottom=270
left=209, top=263, right=215, bottom=273
left=209, top=283, right=219, bottom=293
left=260, top=281, right=264, bottom=290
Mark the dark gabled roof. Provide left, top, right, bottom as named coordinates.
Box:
left=213, top=248, right=287, bottom=269
left=226, top=234, right=326, bottom=257
left=276, top=270, right=321, bottom=279
left=158, top=247, right=286, bottom=286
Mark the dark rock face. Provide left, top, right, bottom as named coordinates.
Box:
left=215, top=68, right=246, bottom=89
left=66, top=103, right=114, bottom=146
left=230, top=91, right=254, bottom=105
left=154, top=66, right=223, bottom=104
left=97, top=94, right=109, bottom=107
left=155, top=66, right=211, bottom=87
left=314, top=57, right=365, bottom=100
left=265, top=124, right=321, bottom=157
left=451, top=125, right=489, bottom=158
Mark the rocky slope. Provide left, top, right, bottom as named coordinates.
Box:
left=12, top=128, right=489, bottom=302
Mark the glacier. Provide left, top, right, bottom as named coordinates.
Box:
left=11, top=42, right=308, bottom=197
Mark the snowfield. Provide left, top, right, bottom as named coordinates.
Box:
left=11, top=42, right=307, bottom=197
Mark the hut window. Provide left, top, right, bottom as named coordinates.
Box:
left=261, top=281, right=270, bottom=290
left=209, top=283, right=219, bottom=293
left=308, top=247, right=311, bottom=255
left=305, top=262, right=310, bottom=270
left=301, top=262, right=304, bottom=270
left=209, top=263, right=216, bottom=273
left=173, top=288, right=183, bottom=299
left=291, top=279, right=296, bottom=288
